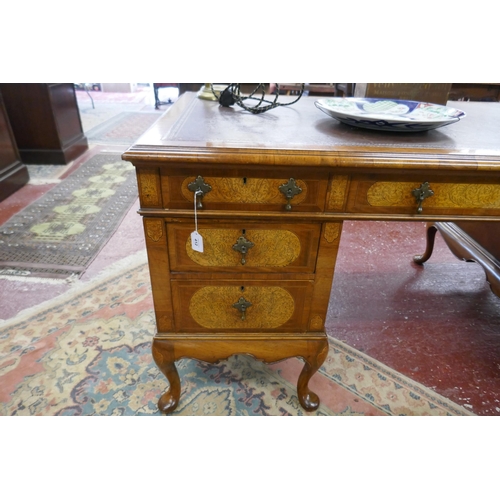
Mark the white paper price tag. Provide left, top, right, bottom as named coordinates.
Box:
left=191, top=230, right=204, bottom=252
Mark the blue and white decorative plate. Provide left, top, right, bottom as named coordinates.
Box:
left=314, top=97, right=466, bottom=132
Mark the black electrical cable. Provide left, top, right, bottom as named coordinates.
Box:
left=212, top=83, right=304, bottom=114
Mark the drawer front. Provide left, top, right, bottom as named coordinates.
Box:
left=167, top=222, right=321, bottom=273
left=162, top=172, right=329, bottom=212
left=171, top=280, right=314, bottom=332
left=347, top=175, right=500, bottom=216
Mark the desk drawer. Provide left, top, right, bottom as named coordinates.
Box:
left=347, top=175, right=500, bottom=216
left=167, top=222, right=321, bottom=273
left=171, top=280, right=314, bottom=332
left=158, top=170, right=329, bottom=212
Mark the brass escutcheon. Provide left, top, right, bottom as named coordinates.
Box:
left=188, top=176, right=212, bottom=208
left=232, top=296, right=252, bottom=321
left=232, top=235, right=255, bottom=265
left=278, top=178, right=302, bottom=211
left=412, top=181, right=434, bottom=213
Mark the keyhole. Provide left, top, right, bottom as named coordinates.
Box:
left=240, top=286, right=245, bottom=292
left=243, top=177, right=247, bottom=185
left=242, top=229, right=246, bottom=235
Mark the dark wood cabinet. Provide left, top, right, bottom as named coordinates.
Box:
left=448, top=84, right=500, bottom=102
left=0, top=90, right=29, bottom=202
left=354, top=83, right=452, bottom=105
left=0, top=83, right=88, bottom=164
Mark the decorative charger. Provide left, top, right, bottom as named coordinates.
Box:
left=315, top=97, right=466, bottom=132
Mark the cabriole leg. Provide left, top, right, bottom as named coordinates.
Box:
left=414, top=223, right=438, bottom=265
left=152, top=339, right=181, bottom=414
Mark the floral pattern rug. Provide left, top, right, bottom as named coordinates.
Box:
left=0, top=251, right=474, bottom=416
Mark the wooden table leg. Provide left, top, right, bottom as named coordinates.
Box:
left=152, top=339, right=181, bottom=414
left=152, top=334, right=329, bottom=415
left=416, top=222, right=500, bottom=298
left=413, top=222, right=438, bottom=265
left=297, top=339, right=329, bottom=411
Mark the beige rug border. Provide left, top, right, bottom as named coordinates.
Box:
left=324, top=337, right=475, bottom=416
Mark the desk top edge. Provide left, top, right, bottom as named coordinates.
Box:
left=123, top=93, right=500, bottom=172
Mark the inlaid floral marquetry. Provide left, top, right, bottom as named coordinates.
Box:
left=367, top=182, right=500, bottom=209
left=310, top=315, right=324, bottom=330
left=327, top=175, right=350, bottom=210
left=185, top=229, right=301, bottom=267
left=145, top=219, right=163, bottom=242
left=138, top=169, right=160, bottom=206
left=181, top=177, right=307, bottom=205
left=189, top=286, right=295, bottom=329
left=323, top=223, right=341, bottom=243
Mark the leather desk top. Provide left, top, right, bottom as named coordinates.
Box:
left=124, top=93, right=500, bottom=172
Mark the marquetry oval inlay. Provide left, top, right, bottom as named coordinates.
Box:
left=185, top=229, right=301, bottom=267
left=367, top=182, right=500, bottom=209
left=181, top=177, right=307, bottom=205
left=189, top=286, right=295, bottom=329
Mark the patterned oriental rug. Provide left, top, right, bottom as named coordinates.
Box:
left=0, top=154, right=138, bottom=280
left=84, top=112, right=162, bottom=146
left=0, top=251, right=474, bottom=416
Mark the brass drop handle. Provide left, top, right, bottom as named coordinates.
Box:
left=232, top=296, right=252, bottom=321
left=232, top=235, right=255, bottom=265
left=279, top=178, right=302, bottom=211
left=412, top=181, right=434, bottom=214
left=188, top=175, right=212, bottom=209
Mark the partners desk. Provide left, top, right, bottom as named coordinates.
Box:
left=123, top=93, right=500, bottom=414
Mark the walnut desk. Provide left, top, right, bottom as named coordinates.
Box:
left=123, top=94, right=500, bottom=414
